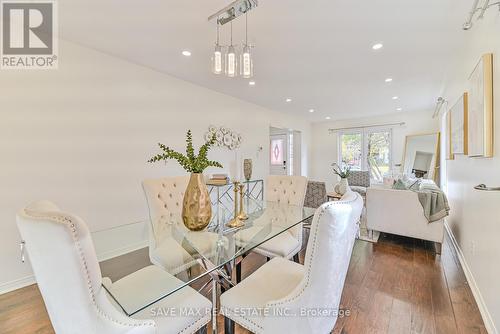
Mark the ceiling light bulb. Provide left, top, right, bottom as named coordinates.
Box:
left=372, top=43, right=383, bottom=50
left=392, top=96, right=399, bottom=100
left=286, top=98, right=292, bottom=102
left=225, top=46, right=237, bottom=78
left=309, top=109, right=315, bottom=113
left=325, top=116, right=331, bottom=120
left=249, top=81, right=256, bottom=86
left=241, top=45, right=254, bottom=78
left=396, top=107, right=403, bottom=111
left=182, top=50, right=191, bottom=57
left=385, top=78, right=393, bottom=83
left=240, top=13, right=254, bottom=78
left=212, top=45, right=223, bottom=74
left=225, top=22, right=238, bottom=78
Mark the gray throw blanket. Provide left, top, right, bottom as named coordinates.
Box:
left=416, top=182, right=450, bottom=223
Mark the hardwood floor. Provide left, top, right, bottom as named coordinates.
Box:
left=0, top=232, right=487, bottom=334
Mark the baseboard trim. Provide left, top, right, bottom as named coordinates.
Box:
left=96, top=240, right=149, bottom=262
left=0, top=275, right=36, bottom=295
left=444, top=222, right=498, bottom=334
left=0, top=241, right=149, bottom=295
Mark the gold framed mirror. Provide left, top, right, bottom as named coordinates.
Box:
left=402, top=132, right=440, bottom=183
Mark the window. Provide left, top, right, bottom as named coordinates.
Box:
left=340, top=132, right=363, bottom=170
left=339, top=128, right=392, bottom=182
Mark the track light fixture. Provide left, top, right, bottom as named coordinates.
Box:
left=432, top=97, right=448, bottom=118
left=463, top=0, right=500, bottom=30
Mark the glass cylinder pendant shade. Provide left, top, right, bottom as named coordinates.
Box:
left=212, top=44, right=223, bottom=75
left=225, top=45, right=238, bottom=78
left=241, top=45, right=253, bottom=78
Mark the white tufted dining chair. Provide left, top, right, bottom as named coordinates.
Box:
left=221, top=191, right=363, bottom=334
left=142, top=176, right=219, bottom=276
left=16, top=200, right=211, bottom=334
left=253, top=175, right=308, bottom=261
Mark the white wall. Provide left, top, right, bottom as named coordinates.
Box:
left=440, top=11, right=500, bottom=334
left=0, top=40, right=311, bottom=292
left=310, top=111, right=439, bottom=190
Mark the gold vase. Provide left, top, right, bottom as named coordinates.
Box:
left=182, top=173, right=212, bottom=231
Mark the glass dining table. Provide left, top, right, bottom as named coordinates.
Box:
left=91, top=198, right=315, bottom=333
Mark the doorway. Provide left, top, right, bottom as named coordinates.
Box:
left=269, top=127, right=301, bottom=176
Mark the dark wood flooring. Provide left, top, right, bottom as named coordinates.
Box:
left=0, top=232, right=487, bottom=334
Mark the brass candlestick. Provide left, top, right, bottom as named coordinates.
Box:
left=238, top=184, right=249, bottom=220
left=227, top=182, right=244, bottom=228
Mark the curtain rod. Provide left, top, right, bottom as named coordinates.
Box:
left=328, top=122, right=406, bottom=133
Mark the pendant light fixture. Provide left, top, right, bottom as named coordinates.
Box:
left=211, top=20, right=223, bottom=74
left=209, top=0, right=258, bottom=78
left=225, top=22, right=238, bottom=78
left=240, top=13, right=253, bottom=78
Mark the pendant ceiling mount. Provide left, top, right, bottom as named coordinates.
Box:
left=208, top=0, right=258, bottom=25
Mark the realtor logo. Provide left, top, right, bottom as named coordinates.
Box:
left=1, top=0, right=58, bottom=69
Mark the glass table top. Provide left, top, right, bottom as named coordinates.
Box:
left=92, top=199, right=315, bottom=316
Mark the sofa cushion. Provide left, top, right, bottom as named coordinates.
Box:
left=350, top=186, right=367, bottom=196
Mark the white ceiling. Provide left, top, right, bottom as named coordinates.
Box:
left=59, top=0, right=471, bottom=122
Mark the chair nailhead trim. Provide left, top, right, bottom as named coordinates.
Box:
left=266, top=194, right=360, bottom=308
left=23, top=210, right=157, bottom=329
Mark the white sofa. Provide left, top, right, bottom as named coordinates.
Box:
left=366, top=185, right=444, bottom=253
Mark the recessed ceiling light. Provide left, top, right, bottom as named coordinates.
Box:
left=286, top=98, right=292, bottom=102
left=182, top=50, right=191, bottom=57
left=372, top=43, right=383, bottom=50
left=249, top=81, right=256, bottom=86
left=385, top=78, right=393, bottom=83
left=309, top=109, right=315, bottom=113
left=325, top=116, right=331, bottom=120
left=396, top=107, right=403, bottom=111
left=392, top=96, right=399, bottom=100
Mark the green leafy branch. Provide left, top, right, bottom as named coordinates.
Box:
left=331, top=162, right=351, bottom=178
left=148, top=130, right=223, bottom=173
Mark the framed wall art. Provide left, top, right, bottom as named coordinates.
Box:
left=468, top=53, right=493, bottom=158
left=446, top=111, right=453, bottom=160
left=450, top=92, right=468, bottom=157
